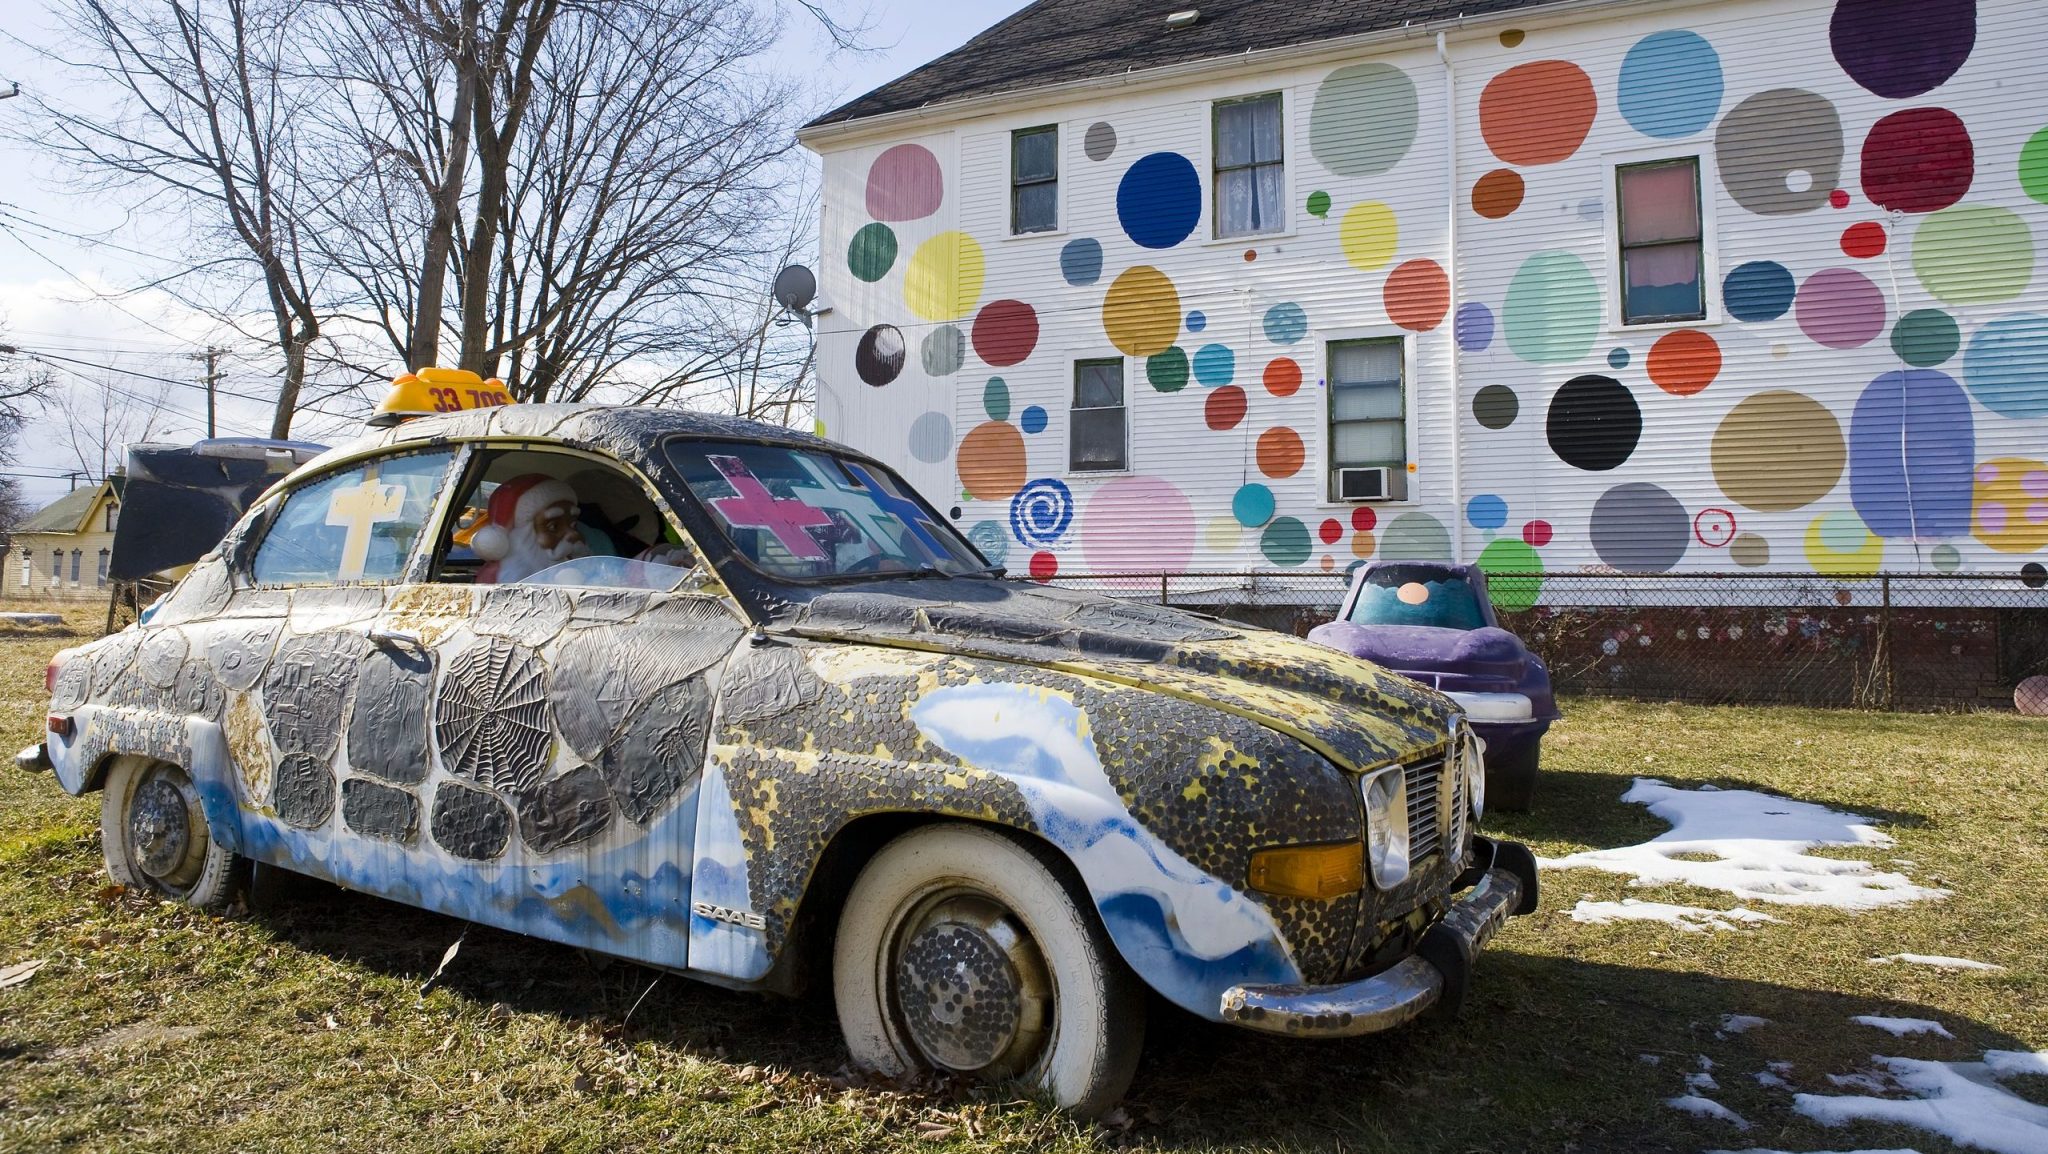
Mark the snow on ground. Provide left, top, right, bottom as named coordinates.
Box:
left=1852, top=1016, right=1955, bottom=1039
left=1752, top=1069, right=1790, bottom=1089
left=1796, top=1054, right=2048, bottom=1154
left=1720, top=1014, right=1772, bottom=1035
left=1570, top=898, right=1779, bottom=932
left=1668, top=1093, right=1750, bottom=1128
left=1540, top=778, right=1946, bottom=910
left=1867, top=953, right=2004, bottom=971
left=1706, top=1148, right=1922, bottom=1154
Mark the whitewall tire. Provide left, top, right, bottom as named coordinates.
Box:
left=101, top=757, right=242, bottom=912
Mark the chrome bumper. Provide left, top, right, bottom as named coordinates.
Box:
left=1218, top=837, right=1539, bottom=1037
left=14, top=742, right=50, bottom=774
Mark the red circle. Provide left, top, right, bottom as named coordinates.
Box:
left=1840, top=221, right=1888, bottom=259
left=1829, top=188, right=1851, bottom=209
left=1351, top=507, right=1377, bottom=532
left=1384, top=259, right=1451, bottom=332
left=1244, top=249, right=1257, bottom=262
left=1860, top=107, right=1974, bottom=214
left=1028, top=551, right=1058, bottom=581
left=1646, top=329, right=1721, bottom=397
left=1693, top=508, right=1737, bottom=547
left=971, top=299, right=1039, bottom=367
left=1263, top=357, right=1302, bottom=397
left=1521, top=520, right=1553, bottom=547
left=1318, top=518, right=1344, bottom=545
left=1204, top=385, right=1247, bottom=431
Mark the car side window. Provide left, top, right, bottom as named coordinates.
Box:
left=433, top=449, right=703, bottom=591
left=249, top=450, right=455, bottom=586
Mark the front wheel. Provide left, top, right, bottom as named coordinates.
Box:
left=101, top=757, right=244, bottom=911
left=832, top=824, right=1144, bottom=1117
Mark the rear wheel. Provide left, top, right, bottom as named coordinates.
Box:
left=1486, top=741, right=1541, bottom=813
left=101, top=758, right=243, bottom=911
left=832, top=824, right=1144, bottom=1117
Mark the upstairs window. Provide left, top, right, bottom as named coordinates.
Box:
left=1214, top=93, right=1285, bottom=238
left=1328, top=338, right=1406, bottom=497
left=1011, top=126, right=1059, bottom=234
left=1617, top=158, right=1705, bottom=323
left=104, top=501, right=118, bottom=533
left=1070, top=358, right=1127, bottom=472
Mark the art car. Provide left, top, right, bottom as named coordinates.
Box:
left=19, top=370, right=1539, bottom=1115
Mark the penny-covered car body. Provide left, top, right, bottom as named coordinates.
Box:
left=25, top=389, right=1537, bottom=1114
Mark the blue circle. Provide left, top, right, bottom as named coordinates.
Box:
left=1019, top=405, right=1048, bottom=434
left=1723, top=261, right=1796, bottom=322
left=1193, top=344, right=1235, bottom=387
left=1962, top=313, right=2048, bottom=419
left=1455, top=302, right=1494, bottom=352
left=967, top=521, right=1009, bottom=566
left=1187, top=310, right=1207, bottom=332
left=1607, top=347, right=1631, bottom=369
left=1059, top=237, right=1103, bottom=286
left=1116, top=153, right=1203, bottom=249
left=1009, top=478, right=1074, bottom=547
left=1232, top=483, right=1275, bottom=527
left=1618, top=30, right=1724, bottom=139
left=1466, top=494, right=1509, bottom=530
left=1263, top=302, right=1308, bottom=344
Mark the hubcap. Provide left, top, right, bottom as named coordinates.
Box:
left=128, top=770, right=204, bottom=889
left=890, top=892, right=1051, bottom=1075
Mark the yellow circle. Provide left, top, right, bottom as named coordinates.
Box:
left=1972, top=457, right=2048, bottom=554
left=1102, top=266, right=1181, bottom=357
left=1339, top=202, right=1398, bottom=271
left=904, top=231, right=985, bottom=321
left=1351, top=530, right=1376, bottom=559
left=1802, top=512, right=1883, bottom=576
left=1203, top=515, right=1243, bottom=552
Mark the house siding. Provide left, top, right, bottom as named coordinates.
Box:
left=808, top=0, right=2048, bottom=588
left=6, top=487, right=120, bottom=601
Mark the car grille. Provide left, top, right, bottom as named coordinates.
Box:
left=1405, top=755, right=1443, bottom=861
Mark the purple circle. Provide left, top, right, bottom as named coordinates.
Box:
left=1830, top=0, right=1975, bottom=99
left=1455, top=302, right=1495, bottom=352
left=1795, top=268, right=1887, bottom=349
left=865, top=144, right=944, bottom=222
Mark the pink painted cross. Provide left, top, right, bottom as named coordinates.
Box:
left=707, top=455, right=832, bottom=560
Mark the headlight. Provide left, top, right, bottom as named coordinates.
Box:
left=1360, top=765, right=1410, bottom=888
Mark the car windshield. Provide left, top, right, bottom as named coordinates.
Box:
left=1348, top=565, right=1489, bottom=630
left=665, top=440, right=990, bottom=580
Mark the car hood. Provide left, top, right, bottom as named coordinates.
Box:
left=779, top=581, right=1456, bottom=773
left=1306, top=621, right=1531, bottom=678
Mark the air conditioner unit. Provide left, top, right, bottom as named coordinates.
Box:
left=1337, top=466, right=1405, bottom=502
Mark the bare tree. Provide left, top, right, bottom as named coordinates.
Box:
left=41, top=371, right=175, bottom=483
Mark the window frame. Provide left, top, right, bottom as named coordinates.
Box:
left=1609, top=151, right=1719, bottom=329
left=1211, top=91, right=1289, bottom=241
left=1008, top=124, right=1061, bottom=237
left=1320, top=332, right=1415, bottom=504
left=242, top=446, right=462, bottom=589
left=1068, top=356, right=1131, bottom=474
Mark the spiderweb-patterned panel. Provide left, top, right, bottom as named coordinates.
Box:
left=433, top=637, right=552, bottom=794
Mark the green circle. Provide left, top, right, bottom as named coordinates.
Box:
left=1932, top=543, right=1962, bottom=572
left=1306, top=190, right=1332, bottom=217
left=847, top=222, right=898, bottom=283
left=1147, top=346, right=1189, bottom=393
left=1890, top=309, right=1960, bottom=367
left=982, top=377, right=1010, bottom=421
left=2020, top=125, right=2048, bottom=205
left=1912, top=204, right=2035, bottom=305
left=1477, top=538, right=1543, bottom=612
left=1381, top=512, right=1453, bottom=561
left=1308, top=63, right=1419, bottom=178
left=1259, top=516, right=1310, bottom=567
left=1504, top=252, right=1601, bottom=364
left=1730, top=532, right=1770, bottom=567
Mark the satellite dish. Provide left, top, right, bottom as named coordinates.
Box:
left=773, top=264, right=817, bottom=312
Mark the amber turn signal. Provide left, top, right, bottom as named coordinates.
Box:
left=1248, top=841, right=1365, bottom=900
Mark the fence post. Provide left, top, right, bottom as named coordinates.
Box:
left=1160, top=573, right=1169, bottom=607
left=1881, top=573, right=1895, bottom=711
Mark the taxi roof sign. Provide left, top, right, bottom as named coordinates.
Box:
left=370, top=367, right=516, bottom=427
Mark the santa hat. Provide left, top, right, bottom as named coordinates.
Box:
left=471, top=474, right=577, bottom=561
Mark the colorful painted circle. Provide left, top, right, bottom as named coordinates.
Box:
left=1893, top=309, right=1961, bottom=367
left=1477, top=538, right=1543, bottom=611
left=1521, top=519, right=1553, bottom=547
left=1263, top=302, right=1308, bottom=344
left=1204, top=386, right=1247, bottom=431
left=1723, top=260, right=1797, bottom=321
left=1263, top=357, right=1302, bottom=397
left=1306, top=190, right=1332, bottom=217
left=1546, top=375, right=1641, bottom=472
left=1932, top=543, right=1963, bottom=572
left=1861, top=107, right=1974, bottom=214
left=1961, top=313, right=2048, bottom=418
left=1351, top=507, right=1377, bottom=532
left=960, top=423, right=1027, bottom=502
left=847, top=222, right=898, bottom=283
left=1259, top=517, right=1311, bottom=567
left=1591, top=482, right=1689, bottom=572
left=1339, top=202, right=1399, bottom=271
left=1794, top=267, right=1887, bottom=348
left=1256, top=427, right=1305, bottom=478
left=1351, top=532, right=1376, bottom=559
left=1082, top=476, right=1195, bottom=572
left=865, top=144, right=944, bottom=222
left=1617, top=29, right=1723, bottom=139
left=854, top=325, right=906, bottom=386
left=1193, top=344, right=1235, bottom=387
left=907, top=411, right=952, bottom=464
left=966, top=521, right=1008, bottom=567
left=1117, top=152, right=1203, bottom=249
left=1647, top=329, right=1721, bottom=395
left=1912, top=204, right=2035, bottom=304
left=1730, top=532, right=1771, bottom=567
left=1455, top=302, right=1495, bottom=352
left=1466, top=493, right=1509, bottom=530
left=1470, top=169, right=1525, bottom=221
left=1693, top=507, right=1737, bottom=548
left=1231, top=483, right=1275, bottom=527
left=1060, top=237, right=1103, bottom=286
left=1019, top=405, right=1047, bottom=435
left=972, top=299, right=1039, bottom=367
left=1204, top=516, right=1243, bottom=552
left=2024, top=563, right=2048, bottom=589
left=2022, top=126, right=2048, bottom=205
left=1147, top=346, right=1190, bottom=393
left=1473, top=384, right=1520, bottom=430
left=1504, top=251, right=1601, bottom=363
left=1309, top=62, right=1419, bottom=177
left=1084, top=121, right=1118, bottom=162
left=1840, top=221, right=1888, bottom=259
left=1385, top=259, right=1451, bottom=331
left=1103, top=266, right=1181, bottom=356
left=1715, top=88, right=1843, bottom=216
left=982, top=376, right=1010, bottom=421
left=1028, top=551, right=1058, bottom=582
left=1830, top=0, right=1975, bottom=99
left=904, top=231, right=985, bottom=321
left=1607, top=347, right=1630, bottom=369
left=1009, top=478, right=1075, bottom=547
left=1711, top=390, right=1846, bottom=512
left=1804, top=510, right=1883, bottom=575
left=1380, top=512, right=1452, bottom=561
left=1479, top=60, right=1597, bottom=166
left=1187, top=310, right=1207, bottom=332
left=1318, top=518, right=1344, bottom=545
left=1849, top=369, right=1975, bottom=538
left=1830, top=188, right=1851, bottom=209
left=921, top=325, right=965, bottom=376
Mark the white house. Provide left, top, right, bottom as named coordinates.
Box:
left=798, top=0, right=2048, bottom=594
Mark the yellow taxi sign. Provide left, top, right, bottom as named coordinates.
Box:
left=369, top=367, right=516, bottom=427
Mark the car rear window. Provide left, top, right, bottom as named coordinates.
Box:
left=1348, top=567, right=1488, bottom=630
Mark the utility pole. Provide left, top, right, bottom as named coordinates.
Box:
left=192, top=346, right=226, bottom=437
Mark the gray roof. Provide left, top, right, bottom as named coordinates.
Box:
left=19, top=483, right=107, bottom=535
left=808, top=0, right=1558, bottom=128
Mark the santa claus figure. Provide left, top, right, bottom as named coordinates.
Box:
left=471, top=474, right=591, bottom=583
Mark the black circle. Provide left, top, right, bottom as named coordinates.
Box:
left=855, top=324, right=907, bottom=387
left=949, top=506, right=962, bottom=520
left=1546, top=374, right=1642, bottom=471
left=2023, top=563, right=2047, bottom=590
left=1473, top=384, right=1519, bottom=430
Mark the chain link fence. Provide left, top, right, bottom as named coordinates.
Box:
left=1038, top=570, right=2048, bottom=712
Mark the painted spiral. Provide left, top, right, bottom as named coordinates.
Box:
left=1008, top=478, right=1074, bottom=548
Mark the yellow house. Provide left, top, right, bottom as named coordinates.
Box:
left=6, top=481, right=120, bottom=601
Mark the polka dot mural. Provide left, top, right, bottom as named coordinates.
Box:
left=922, top=325, right=965, bottom=376
left=1971, top=459, right=2048, bottom=553
left=966, top=521, right=1008, bottom=567
left=1849, top=369, right=1975, bottom=538
left=1711, top=390, right=1846, bottom=511
left=1617, top=30, right=1724, bottom=139
left=1339, top=202, right=1399, bottom=271
left=1723, top=261, right=1797, bottom=321
left=1009, top=478, right=1074, bottom=547
left=1193, top=344, right=1235, bottom=387
left=1231, top=483, right=1275, bottom=527
left=1205, top=386, right=1246, bottom=431
left=1840, top=221, right=1888, bottom=259
left=1647, top=329, right=1720, bottom=395
left=1187, top=311, right=1207, bottom=332
left=1731, top=533, right=1772, bottom=567
left=1204, top=516, right=1243, bottom=552
left=1505, top=252, right=1600, bottom=363
left=1029, top=552, right=1058, bottom=581
left=854, top=325, right=906, bottom=386
left=1260, top=517, right=1311, bottom=567
left=1607, top=347, right=1631, bottom=369
left=1082, top=477, right=1194, bottom=572
left=958, top=422, right=1026, bottom=501
left=1020, top=406, right=1047, bottom=435
left=1961, top=313, right=2048, bottom=418
left=1861, top=108, right=1973, bottom=214
left=1794, top=267, right=1886, bottom=348
left=1385, top=259, right=1451, bottom=331
left=1102, top=266, right=1181, bottom=357
left=971, top=299, right=1038, bottom=367
left=1912, top=204, right=2034, bottom=304
left=1592, top=483, right=1689, bottom=572
left=1715, top=89, right=1843, bottom=215
left=1263, top=302, right=1307, bottom=344
left=2022, top=127, right=2048, bottom=204
left=1830, top=0, right=1975, bottom=99
left=1473, top=384, right=1519, bottom=430
left=1117, top=153, right=1202, bottom=249
left=1380, top=513, right=1453, bottom=561
left=1471, top=169, right=1525, bottom=219
left=1306, top=190, right=1332, bottom=217
left=982, top=377, right=1009, bottom=421
left=1084, top=121, right=1117, bottom=162
left=1892, top=309, right=1961, bottom=367
left=865, top=144, right=944, bottom=221
left=1060, top=238, right=1103, bottom=286
left=1455, top=303, right=1494, bottom=352
left=1546, top=375, right=1641, bottom=472
left=848, top=222, right=898, bottom=282
left=1477, top=538, right=1544, bottom=611
left=1479, top=60, right=1597, bottom=166
left=904, top=231, right=985, bottom=321
left=1308, top=63, right=1419, bottom=177
left=1146, top=346, right=1189, bottom=392
left=1256, top=427, right=1305, bottom=478
left=1804, top=511, right=1883, bottom=575
left=1263, top=358, right=1301, bottom=397
left=1466, top=494, right=1508, bottom=530
left=907, top=412, right=952, bottom=464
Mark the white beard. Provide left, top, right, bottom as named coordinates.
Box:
left=495, top=523, right=590, bottom=583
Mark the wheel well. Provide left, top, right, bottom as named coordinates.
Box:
left=84, top=752, right=151, bottom=794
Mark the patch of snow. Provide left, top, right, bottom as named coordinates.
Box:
left=1830, top=1071, right=1897, bottom=1094
left=1769, top=1061, right=1796, bottom=1074
left=1852, top=1016, right=1955, bottom=1039
left=1983, top=1051, right=2048, bottom=1078
left=1540, top=779, right=1946, bottom=910
left=1570, top=898, right=1779, bottom=932
left=1720, top=1014, right=1771, bottom=1035
left=1689, top=1070, right=1722, bottom=1092
left=1797, top=1054, right=2048, bottom=1154
left=1668, top=1094, right=1750, bottom=1128
left=1639, top=1053, right=1663, bottom=1066
left=1705, top=1149, right=1923, bottom=1154
left=1753, top=1070, right=1790, bottom=1089
left=1867, top=953, right=2003, bottom=972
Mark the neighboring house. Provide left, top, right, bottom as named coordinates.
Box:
left=5, top=481, right=120, bottom=601
left=799, top=0, right=2048, bottom=589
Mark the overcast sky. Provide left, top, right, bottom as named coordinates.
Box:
left=0, top=0, right=1031, bottom=508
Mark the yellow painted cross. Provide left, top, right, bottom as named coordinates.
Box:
left=325, top=478, right=405, bottom=580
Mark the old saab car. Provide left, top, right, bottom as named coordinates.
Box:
left=22, top=372, right=1538, bottom=1115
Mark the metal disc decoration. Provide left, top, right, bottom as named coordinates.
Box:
left=348, top=647, right=434, bottom=785
left=167, top=659, right=226, bottom=720
left=516, top=764, right=615, bottom=854
left=91, top=633, right=139, bottom=697
left=150, top=558, right=233, bottom=625
left=474, top=584, right=574, bottom=648
left=600, top=676, right=712, bottom=824
left=272, top=751, right=335, bottom=829
left=137, top=628, right=189, bottom=689
left=342, top=777, right=419, bottom=844
left=547, top=610, right=739, bottom=762
left=565, top=589, right=651, bottom=628
left=261, top=632, right=367, bottom=760
left=206, top=622, right=279, bottom=691
left=434, top=637, right=552, bottom=795
left=430, top=781, right=513, bottom=860
left=49, top=657, right=90, bottom=712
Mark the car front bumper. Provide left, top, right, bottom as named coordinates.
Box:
left=15, top=742, right=50, bottom=774
left=1217, top=836, right=1540, bottom=1036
